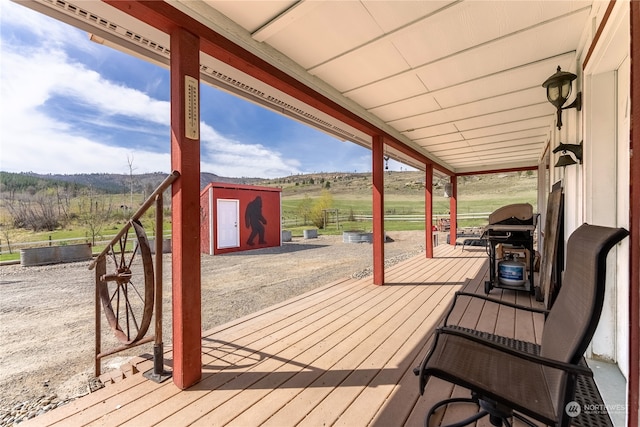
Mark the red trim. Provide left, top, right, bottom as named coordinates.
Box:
left=200, top=182, right=282, bottom=196
left=372, top=137, right=385, bottom=285
left=456, top=165, right=538, bottom=177
left=170, top=28, right=202, bottom=389
left=449, top=176, right=457, bottom=246
left=425, top=165, right=434, bottom=258
left=629, top=2, right=640, bottom=425
left=583, top=0, right=617, bottom=70
left=102, top=0, right=453, bottom=176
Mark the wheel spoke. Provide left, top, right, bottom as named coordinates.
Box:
left=124, top=284, right=131, bottom=340
left=108, top=285, right=118, bottom=305
left=108, top=245, right=118, bottom=269
left=128, top=279, right=145, bottom=302
left=115, top=284, right=121, bottom=326
left=128, top=242, right=139, bottom=269
left=119, top=231, right=129, bottom=269
left=123, top=285, right=141, bottom=337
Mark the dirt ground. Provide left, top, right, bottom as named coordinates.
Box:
left=0, top=230, right=427, bottom=424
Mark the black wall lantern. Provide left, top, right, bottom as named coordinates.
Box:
left=542, top=66, right=582, bottom=130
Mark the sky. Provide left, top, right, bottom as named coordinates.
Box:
left=0, top=1, right=408, bottom=179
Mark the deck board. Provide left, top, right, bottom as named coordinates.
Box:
left=22, top=243, right=548, bottom=427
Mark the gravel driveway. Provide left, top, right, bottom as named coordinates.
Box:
left=0, top=230, right=427, bottom=425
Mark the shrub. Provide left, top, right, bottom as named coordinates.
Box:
left=309, top=190, right=333, bottom=229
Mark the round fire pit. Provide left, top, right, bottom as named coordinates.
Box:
left=342, top=230, right=373, bottom=243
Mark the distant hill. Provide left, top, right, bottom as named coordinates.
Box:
left=1, top=170, right=537, bottom=203
left=0, top=171, right=264, bottom=195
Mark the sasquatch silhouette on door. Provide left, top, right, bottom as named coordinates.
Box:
left=245, top=196, right=267, bottom=245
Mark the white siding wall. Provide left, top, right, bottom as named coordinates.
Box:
left=580, top=1, right=631, bottom=379
left=615, top=55, right=631, bottom=378
left=585, top=71, right=618, bottom=361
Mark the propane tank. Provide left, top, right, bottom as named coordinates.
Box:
left=498, top=254, right=526, bottom=286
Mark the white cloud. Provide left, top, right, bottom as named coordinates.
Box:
left=0, top=1, right=305, bottom=178
left=0, top=0, right=90, bottom=49
left=0, top=37, right=169, bottom=174
left=199, top=122, right=301, bottom=178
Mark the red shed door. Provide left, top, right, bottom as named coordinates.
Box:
left=217, top=199, right=240, bottom=249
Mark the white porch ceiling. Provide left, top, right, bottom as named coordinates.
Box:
left=19, top=0, right=595, bottom=175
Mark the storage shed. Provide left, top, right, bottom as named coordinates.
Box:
left=200, top=182, right=282, bottom=255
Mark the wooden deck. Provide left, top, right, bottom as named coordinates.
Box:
left=23, top=244, right=546, bottom=427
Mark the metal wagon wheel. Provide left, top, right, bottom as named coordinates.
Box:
left=96, top=220, right=154, bottom=345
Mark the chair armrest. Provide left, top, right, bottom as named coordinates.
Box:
left=443, top=291, right=549, bottom=326
left=439, top=326, right=593, bottom=377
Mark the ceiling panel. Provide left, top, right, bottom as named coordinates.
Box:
left=368, top=93, right=441, bottom=122
left=413, top=19, right=585, bottom=93
left=460, top=117, right=551, bottom=140
left=388, top=88, right=545, bottom=132
left=441, top=148, right=542, bottom=164
left=24, top=0, right=596, bottom=174
left=345, top=73, right=427, bottom=110
left=391, top=1, right=589, bottom=68
left=477, top=138, right=548, bottom=155
left=262, top=2, right=384, bottom=70
left=415, top=132, right=466, bottom=146
left=362, top=1, right=455, bottom=34
left=309, top=42, right=411, bottom=92
left=417, top=139, right=471, bottom=151
left=205, top=0, right=297, bottom=33
left=413, top=128, right=547, bottom=154
left=408, top=123, right=461, bottom=141
left=431, top=58, right=572, bottom=109
left=390, top=2, right=514, bottom=68
left=455, top=103, right=553, bottom=131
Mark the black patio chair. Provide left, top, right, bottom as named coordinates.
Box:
left=414, top=223, right=628, bottom=427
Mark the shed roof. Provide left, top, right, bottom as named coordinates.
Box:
left=201, top=182, right=282, bottom=195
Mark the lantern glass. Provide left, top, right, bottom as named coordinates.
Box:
left=547, top=84, right=560, bottom=104
left=561, top=79, right=572, bottom=100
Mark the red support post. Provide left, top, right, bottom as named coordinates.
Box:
left=449, top=176, right=457, bottom=246
left=425, top=165, right=434, bottom=258
left=372, top=136, right=385, bottom=285
left=170, top=27, right=202, bottom=389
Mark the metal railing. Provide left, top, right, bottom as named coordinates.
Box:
left=89, top=171, right=179, bottom=383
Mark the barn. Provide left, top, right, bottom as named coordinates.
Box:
left=200, top=183, right=282, bottom=255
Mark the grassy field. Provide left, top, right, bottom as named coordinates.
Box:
left=0, top=171, right=536, bottom=261
left=275, top=171, right=536, bottom=206
left=279, top=171, right=537, bottom=234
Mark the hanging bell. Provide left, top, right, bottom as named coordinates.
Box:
left=554, top=154, right=577, bottom=168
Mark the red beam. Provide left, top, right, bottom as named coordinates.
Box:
left=170, top=28, right=202, bottom=389
left=456, top=165, right=538, bottom=177
left=102, top=1, right=453, bottom=176
left=372, top=136, right=385, bottom=285
left=629, top=2, right=640, bottom=424
left=425, top=164, right=434, bottom=258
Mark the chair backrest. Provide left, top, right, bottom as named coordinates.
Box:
left=539, top=224, right=628, bottom=415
